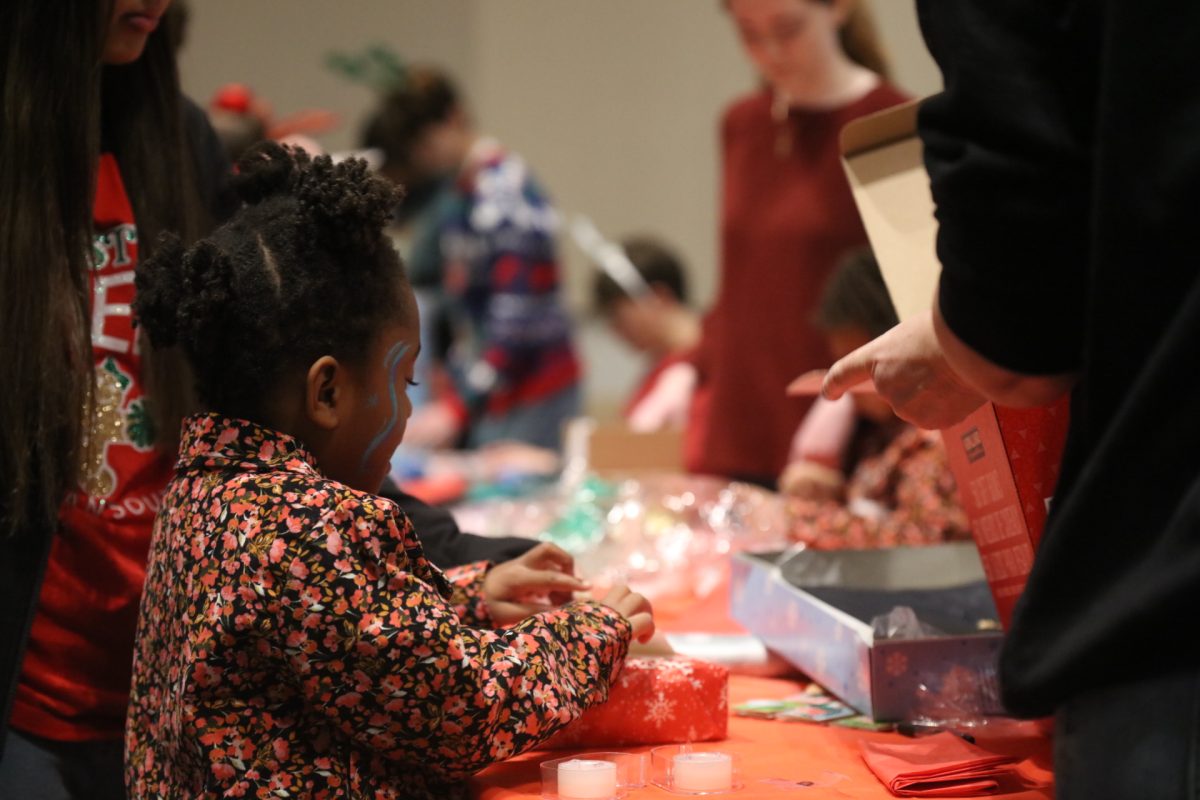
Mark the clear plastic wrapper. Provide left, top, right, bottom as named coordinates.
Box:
left=871, top=605, right=945, bottom=640
left=451, top=473, right=789, bottom=606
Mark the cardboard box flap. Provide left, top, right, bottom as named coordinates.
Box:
left=839, top=99, right=940, bottom=323
left=840, top=99, right=1071, bottom=630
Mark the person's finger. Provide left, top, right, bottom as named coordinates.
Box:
left=626, top=612, right=655, bottom=643
left=517, top=569, right=591, bottom=593
left=823, top=344, right=876, bottom=400
left=521, top=542, right=576, bottom=574
left=602, top=583, right=632, bottom=607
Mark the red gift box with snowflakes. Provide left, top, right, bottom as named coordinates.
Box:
left=544, top=656, right=729, bottom=748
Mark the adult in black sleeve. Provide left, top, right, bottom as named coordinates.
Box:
left=824, top=2, right=1200, bottom=796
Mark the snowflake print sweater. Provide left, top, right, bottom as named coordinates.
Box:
left=126, top=414, right=632, bottom=799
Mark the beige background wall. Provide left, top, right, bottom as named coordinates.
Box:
left=179, top=1, right=940, bottom=415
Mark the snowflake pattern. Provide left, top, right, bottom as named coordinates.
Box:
left=544, top=657, right=728, bottom=749
left=645, top=691, right=676, bottom=726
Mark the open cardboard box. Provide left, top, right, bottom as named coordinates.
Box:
left=731, top=544, right=1004, bottom=721
left=839, top=101, right=1070, bottom=628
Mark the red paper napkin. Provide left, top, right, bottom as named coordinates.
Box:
left=860, top=732, right=1019, bottom=797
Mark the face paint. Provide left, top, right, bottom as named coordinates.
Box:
left=360, top=342, right=409, bottom=471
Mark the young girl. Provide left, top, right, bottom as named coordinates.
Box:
left=125, top=143, right=652, bottom=798
left=781, top=250, right=970, bottom=549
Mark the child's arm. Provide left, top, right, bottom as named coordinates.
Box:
left=271, top=512, right=632, bottom=781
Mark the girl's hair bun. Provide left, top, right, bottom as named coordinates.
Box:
left=232, top=140, right=304, bottom=206
left=292, top=152, right=404, bottom=258
left=133, top=231, right=187, bottom=347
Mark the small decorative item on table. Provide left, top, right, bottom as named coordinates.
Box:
left=651, top=745, right=743, bottom=794
left=545, top=657, right=729, bottom=749
left=540, top=752, right=646, bottom=800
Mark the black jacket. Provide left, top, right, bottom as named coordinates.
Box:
left=919, top=0, right=1200, bottom=716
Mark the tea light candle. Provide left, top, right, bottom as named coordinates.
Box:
left=557, top=758, right=618, bottom=800
left=672, top=751, right=733, bottom=792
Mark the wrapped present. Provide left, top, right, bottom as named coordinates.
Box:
left=545, top=657, right=728, bottom=749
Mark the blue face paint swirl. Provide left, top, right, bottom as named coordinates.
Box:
left=360, top=341, right=410, bottom=471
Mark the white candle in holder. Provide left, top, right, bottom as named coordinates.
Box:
left=672, top=751, right=733, bottom=792
left=557, top=759, right=618, bottom=799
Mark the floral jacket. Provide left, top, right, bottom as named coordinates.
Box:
left=125, top=414, right=631, bottom=799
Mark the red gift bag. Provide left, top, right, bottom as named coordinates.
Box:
left=545, top=657, right=729, bottom=749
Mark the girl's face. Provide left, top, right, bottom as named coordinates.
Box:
left=104, top=0, right=171, bottom=65
left=727, top=0, right=846, bottom=97
left=411, top=112, right=470, bottom=180
left=340, top=323, right=421, bottom=493
left=606, top=292, right=667, bottom=354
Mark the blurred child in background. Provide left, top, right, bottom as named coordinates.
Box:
left=782, top=249, right=970, bottom=549
left=592, top=237, right=702, bottom=419
left=364, top=66, right=581, bottom=452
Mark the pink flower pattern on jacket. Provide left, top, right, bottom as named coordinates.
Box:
left=126, top=414, right=631, bottom=799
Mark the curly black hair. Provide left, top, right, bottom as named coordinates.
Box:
left=133, top=142, right=413, bottom=420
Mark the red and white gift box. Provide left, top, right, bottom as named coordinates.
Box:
left=545, top=657, right=729, bottom=749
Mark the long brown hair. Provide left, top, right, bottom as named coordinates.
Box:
left=835, top=1, right=890, bottom=80
left=0, top=2, right=107, bottom=541
left=103, top=9, right=209, bottom=451
left=0, top=1, right=206, bottom=542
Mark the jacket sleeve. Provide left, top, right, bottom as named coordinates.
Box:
left=918, top=0, right=1099, bottom=375
left=272, top=509, right=631, bottom=781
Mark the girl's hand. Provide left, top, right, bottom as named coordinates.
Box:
left=601, top=583, right=655, bottom=643
left=779, top=460, right=846, bottom=502
left=483, top=543, right=591, bottom=626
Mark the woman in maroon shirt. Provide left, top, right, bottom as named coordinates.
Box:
left=631, top=0, right=908, bottom=485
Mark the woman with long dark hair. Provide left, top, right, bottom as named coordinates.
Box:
left=0, top=0, right=227, bottom=793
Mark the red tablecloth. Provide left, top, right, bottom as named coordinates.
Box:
left=470, top=673, right=1052, bottom=799
left=470, top=581, right=1053, bottom=799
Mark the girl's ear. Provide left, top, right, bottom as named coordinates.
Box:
left=305, top=356, right=343, bottom=430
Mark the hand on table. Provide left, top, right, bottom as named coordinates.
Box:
left=628, top=362, right=697, bottom=432
left=823, top=311, right=985, bottom=430
left=483, top=543, right=590, bottom=626
left=778, top=460, right=846, bottom=502
left=600, top=583, right=655, bottom=644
